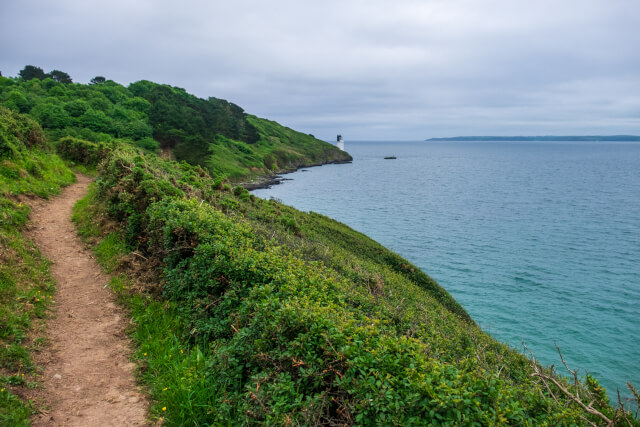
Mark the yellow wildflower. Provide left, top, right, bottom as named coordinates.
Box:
left=162, top=407, right=167, bottom=411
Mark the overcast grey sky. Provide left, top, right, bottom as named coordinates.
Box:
left=2, top=0, right=639, bottom=140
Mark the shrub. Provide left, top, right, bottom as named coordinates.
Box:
left=263, top=153, right=276, bottom=170
left=232, top=185, right=244, bottom=196
left=280, top=215, right=301, bottom=235
left=239, top=189, right=250, bottom=201
left=0, top=107, right=47, bottom=159
left=56, top=136, right=110, bottom=166
left=81, top=148, right=640, bottom=426
left=132, top=137, right=159, bottom=152
left=212, top=176, right=225, bottom=190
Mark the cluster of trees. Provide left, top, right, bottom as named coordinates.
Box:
left=128, top=80, right=260, bottom=165
left=2, top=66, right=261, bottom=165
left=0, top=71, right=154, bottom=146
left=16, top=65, right=106, bottom=86
left=18, top=65, right=73, bottom=84
left=1, top=65, right=349, bottom=180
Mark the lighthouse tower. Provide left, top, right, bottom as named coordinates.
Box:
left=336, top=134, right=344, bottom=151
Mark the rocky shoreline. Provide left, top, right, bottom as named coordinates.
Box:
left=241, top=159, right=352, bottom=190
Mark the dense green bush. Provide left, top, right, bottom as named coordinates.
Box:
left=84, top=148, right=638, bottom=425
left=263, top=153, right=276, bottom=170
left=132, top=136, right=159, bottom=152
left=128, top=81, right=260, bottom=149
left=4, top=68, right=634, bottom=424
left=0, top=106, right=46, bottom=158
left=56, top=136, right=111, bottom=166
left=30, top=103, right=71, bottom=129
left=4, top=90, right=31, bottom=114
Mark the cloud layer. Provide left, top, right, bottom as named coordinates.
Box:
left=2, top=0, right=639, bottom=139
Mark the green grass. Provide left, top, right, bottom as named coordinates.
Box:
left=73, top=186, right=211, bottom=424
left=0, top=151, right=74, bottom=198
left=0, top=385, right=31, bottom=426
left=71, top=187, right=102, bottom=240
left=0, top=107, right=75, bottom=424
left=205, top=122, right=351, bottom=182
left=129, top=297, right=217, bottom=424
left=94, top=233, right=128, bottom=272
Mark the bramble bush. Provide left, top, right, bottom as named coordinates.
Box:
left=56, top=136, right=111, bottom=166
left=2, top=68, right=635, bottom=424
left=85, top=147, right=639, bottom=425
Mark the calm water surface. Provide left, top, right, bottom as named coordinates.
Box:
left=252, top=140, right=640, bottom=397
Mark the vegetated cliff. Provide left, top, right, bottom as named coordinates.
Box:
left=0, top=71, right=351, bottom=185
left=2, top=69, right=638, bottom=425
left=72, top=143, right=637, bottom=425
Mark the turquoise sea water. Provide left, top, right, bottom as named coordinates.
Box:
left=252, top=140, right=640, bottom=398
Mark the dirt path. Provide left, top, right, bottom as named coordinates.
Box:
left=26, top=175, right=149, bottom=426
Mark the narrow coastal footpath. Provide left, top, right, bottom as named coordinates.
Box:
left=26, top=175, right=148, bottom=426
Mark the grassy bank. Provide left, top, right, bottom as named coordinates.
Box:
left=72, top=146, right=638, bottom=425
left=0, top=107, right=75, bottom=424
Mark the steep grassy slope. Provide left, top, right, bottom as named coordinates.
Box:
left=72, top=146, right=637, bottom=425
left=206, top=116, right=351, bottom=182
left=0, top=74, right=351, bottom=183
left=0, top=107, right=75, bottom=423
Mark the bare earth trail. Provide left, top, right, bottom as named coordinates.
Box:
left=26, top=174, right=149, bottom=426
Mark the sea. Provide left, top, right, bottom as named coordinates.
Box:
left=252, top=140, right=640, bottom=400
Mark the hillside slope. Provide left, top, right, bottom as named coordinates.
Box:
left=2, top=70, right=638, bottom=425
left=71, top=145, right=637, bottom=425
left=0, top=72, right=351, bottom=183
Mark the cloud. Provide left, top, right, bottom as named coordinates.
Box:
left=1, top=0, right=639, bottom=139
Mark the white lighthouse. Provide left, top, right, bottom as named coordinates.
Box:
left=336, top=134, right=344, bottom=151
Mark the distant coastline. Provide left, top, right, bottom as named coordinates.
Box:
left=426, top=135, right=640, bottom=142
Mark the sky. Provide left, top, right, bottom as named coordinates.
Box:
left=1, top=0, right=639, bottom=140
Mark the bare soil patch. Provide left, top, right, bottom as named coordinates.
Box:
left=25, top=174, right=149, bottom=426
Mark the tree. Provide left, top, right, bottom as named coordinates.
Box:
left=19, top=65, right=47, bottom=81
left=63, top=100, right=89, bottom=117
left=48, top=69, right=72, bottom=83
left=30, top=103, right=71, bottom=129
left=6, top=90, right=31, bottom=113
left=77, top=108, right=114, bottom=133
left=90, top=76, right=106, bottom=85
